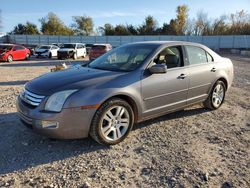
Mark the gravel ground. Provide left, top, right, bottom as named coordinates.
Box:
left=0, top=55, right=249, bottom=188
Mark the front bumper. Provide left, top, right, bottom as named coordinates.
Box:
left=16, top=96, right=96, bottom=139
left=0, top=55, right=7, bottom=61
left=57, top=52, right=73, bottom=59
left=34, top=52, right=49, bottom=57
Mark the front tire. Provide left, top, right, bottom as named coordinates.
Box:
left=25, top=53, right=30, bottom=60
left=7, top=55, right=13, bottom=63
left=203, top=80, right=226, bottom=110
left=90, top=98, right=134, bottom=145
left=73, top=53, right=77, bottom=60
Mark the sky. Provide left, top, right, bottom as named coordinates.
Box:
left=1, top=0, right=250, bottom=33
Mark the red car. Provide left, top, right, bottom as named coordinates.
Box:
left=89, top=44, right=112, bottom=60
left=0, top=44, right=31, bottom=62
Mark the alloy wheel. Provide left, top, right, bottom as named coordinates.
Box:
left=7, top=55, right=13, bottom=62
left=100, top=106, right=130, bottom=141
left=212, top=83, right=225, bottom=108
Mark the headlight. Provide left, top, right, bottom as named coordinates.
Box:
left=44, top=90, right=77, bottom=112
left=0, top=52, right=5, bottom=56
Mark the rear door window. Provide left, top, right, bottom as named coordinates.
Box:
left=186, top=46, right=208, bottom=65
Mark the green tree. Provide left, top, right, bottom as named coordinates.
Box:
left=114, top=24, right=130, bottom=35
left=72, top=15, right=94, bottom=36
left=25, top=22, right=40, bottom=34
left=126, top=24, right=138, bottom=35
left=10, top=22, right=39, bottom=35
left=160, top=19, right=178, bottom=35
left=138, top=15, right=158, bottom=35
left=99, top=23, right=115, bottom=35
left=40, top=12, right=73, bottom=35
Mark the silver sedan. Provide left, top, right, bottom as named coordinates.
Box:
left=16, top=41, right=234, bottom=145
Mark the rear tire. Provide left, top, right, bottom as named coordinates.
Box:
left=49, top=52, right=52, bottom=58
left=90, top=98, right=134, bottom=145
left=203, top=80, right=226, bottom=110
left=7, top=55, right=13, bottom=63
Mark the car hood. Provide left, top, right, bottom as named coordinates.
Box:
left=26, top=67, right=124, bottom=96
left=58, top=48, right=75, bottom=52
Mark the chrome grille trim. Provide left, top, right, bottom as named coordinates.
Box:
left=18, top=112, right=32, bottom=125
left=20, top=89, right=45, bottom=107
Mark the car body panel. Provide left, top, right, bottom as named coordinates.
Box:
left=34, top=45, right=59, bottom=57
left=17, top=41, right=234, bottom=139
left=141, top=67, right=189, bottom=117
left=89, top=43, right=112, bottom=60
left=57, top=43, right=86, bottom=59
left=0, top=44, right=30, bottom=61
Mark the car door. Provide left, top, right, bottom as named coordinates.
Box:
left=11, top=46, right=21, bottom=60
left=141, top=46, right=188, bottom=117
left=184, top=45, right=218, bottom=104
left=17, top=46, right=27, bottom=59
left=51, top=46, right=59, bottom=57
left=76, top=44, right=85, bottom=57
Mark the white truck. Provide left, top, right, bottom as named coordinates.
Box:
left=57, top=43, right=87, bottom=60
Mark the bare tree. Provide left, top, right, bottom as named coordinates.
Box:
left=193, top=11, right=212, bottom=35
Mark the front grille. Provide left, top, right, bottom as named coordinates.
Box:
left=20, top=89, right=45, bottom=107
left=18, top=112, right=33, bottom=125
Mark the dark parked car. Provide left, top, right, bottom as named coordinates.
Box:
left=22, top=44, right=40, bottom=55
left=89, top=43, right=112, bottom=60
left=17, top=41, right=234, bottom=145
left=0, top=44, right=31, bottom=62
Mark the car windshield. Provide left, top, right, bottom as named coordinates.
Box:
left=0, top=45, right=12, bottom=51
left=39, top=46, right=50, bottom=50
left=61, top=44, right=76, bottom=48
left=88, top=44, right=158, bottom=72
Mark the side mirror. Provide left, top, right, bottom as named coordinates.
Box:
left=149, top=64, right=167, bottom=74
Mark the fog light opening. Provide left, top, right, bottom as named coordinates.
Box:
left=38, top=121, right=59, bottom=129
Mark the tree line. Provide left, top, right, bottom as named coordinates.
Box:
left=9, top=5, right=250, bottom=36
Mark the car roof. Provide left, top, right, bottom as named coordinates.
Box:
left=40, top=45, right=52, bottom=47
left=93, top=43, right=111, bottom=46
left=128, top=41, right=207, bottom=48
left=63, top=43, right=85, bottom=45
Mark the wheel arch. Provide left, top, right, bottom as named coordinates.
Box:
left=101, top=94, right=139, bottom=123
left=217, top=77, right=228, bottom=90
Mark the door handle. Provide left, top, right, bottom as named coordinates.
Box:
left=211, top=67, right=216, bottom=72
left=178, top=74, right=187, bottom=79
